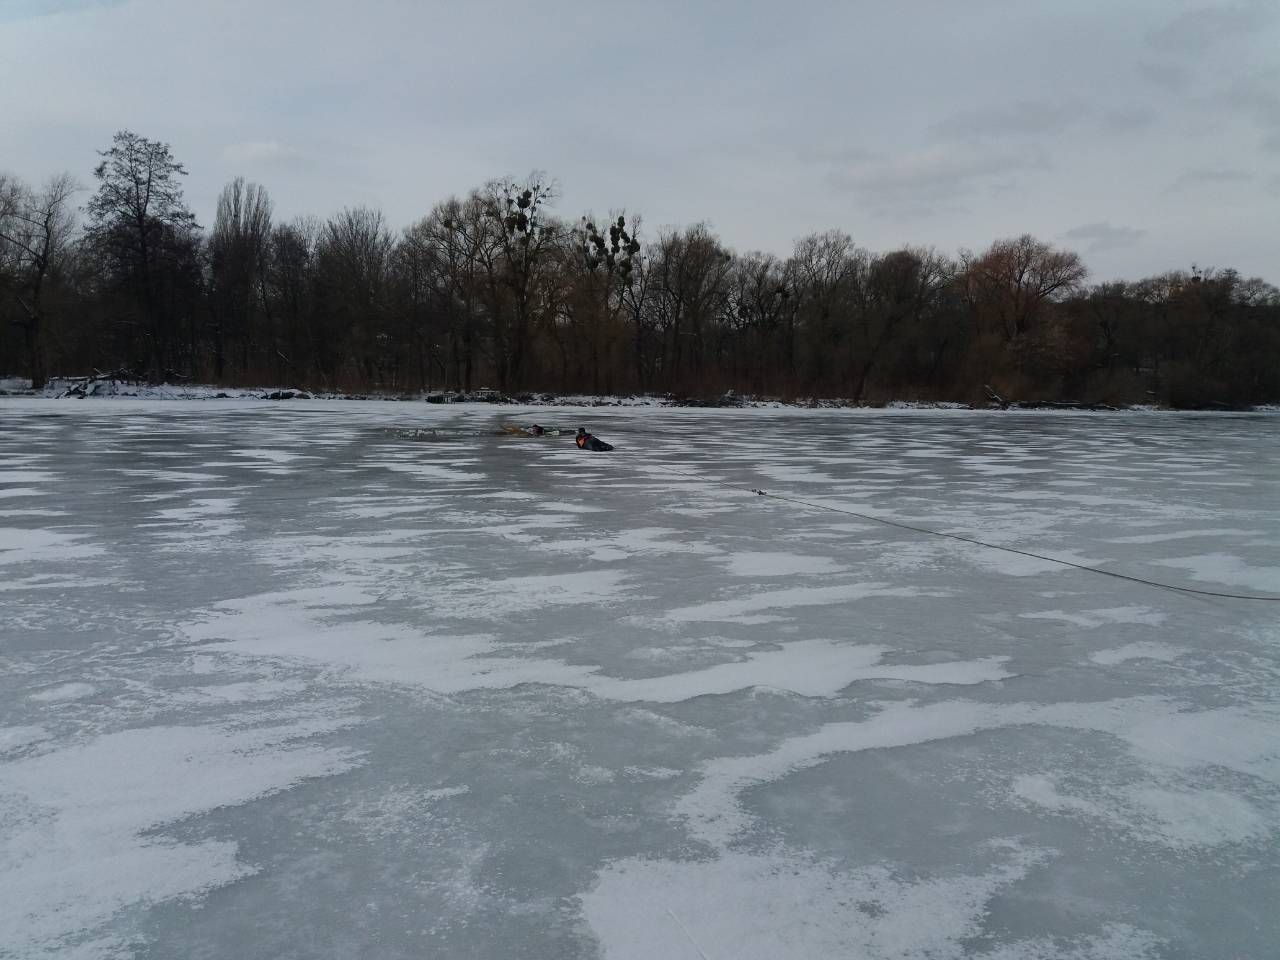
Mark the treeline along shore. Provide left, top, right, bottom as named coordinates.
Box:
left=3, top=131, right=1277, bottom=408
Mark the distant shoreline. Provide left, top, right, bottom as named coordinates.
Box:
left=1, top=377, right=1275, bottom=413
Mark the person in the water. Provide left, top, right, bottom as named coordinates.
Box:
left=575, top=427, right=613, bottom=452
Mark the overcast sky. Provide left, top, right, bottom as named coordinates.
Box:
left=2, top=0, right=1278, bottom=281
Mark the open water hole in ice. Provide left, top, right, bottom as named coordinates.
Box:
left=1, top=399, right=1278, bottom=959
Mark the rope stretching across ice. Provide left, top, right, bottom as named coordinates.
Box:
left=653, top=464, right=1280, bottom=604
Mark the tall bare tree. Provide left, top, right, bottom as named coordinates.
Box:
left=414, top=194, right=503, bottom=392
left=648, top=224, right=733, bottom=391
left=314, top=207, right=395, bottom=387
left=0, top=173, right=79, bottom=389
left=86, top=130, right=199, bottom=380
left=563, top=212, right=641, bottom=393
left=479, top=176, right=562, bottom=390
left=265, top=217, right=319, bottom=382
left=960, top=234, right=1087, bottom=342
left=210, top=177, right=273, bottom=379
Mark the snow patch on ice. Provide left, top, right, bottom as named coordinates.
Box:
left=179, top=586, right=606, bottom=693
left=1089, top=642, right=1187, bottom=665
left=29, top=682, right=96, bottom=702
left=0, top=726, right=49, bottom=754
left=722, top=551, right=847, bottom=577
left=541, top=501, right=607, bottom=514
left=0, top=720, right=361, bottom=958
left=0, top=487, right=44, bottom=500
left=672, top=697, right=1273, bottom=849
left=342, top=784, right=471, bottom=839
left=662, top=582, right=940, bottom=623
left=1152, top=553, right=1280, bottom=593
left=171, top=678, right=310, bottom=704
left=1011, top=775, right=1106, bottom=818
left=229, top=448, right=312, bottom=464
left=1011, top=775, right=1272, bottom=850
left=1020, top=606, right=1166, bottom=629
left=966, top=546, right=1104, bottom=578
left=0, top=528, right=104, bottom=565
left=0, top=574, right=116, bottom=592
left=380, top=462, right=486, bottom=482
left=588, top=641, right=1011, bottom=703
left=154, top=497, right=238, bottom=522
left=1105, top=528, right=1254, bottom=544
left=1122, top=706, right=1280, bottom=782
left=581, top=843, right=1067, bottom=960
left=0, top=470, right=57, bottom=484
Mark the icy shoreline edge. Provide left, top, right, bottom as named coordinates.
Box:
left=2, top=377, right=1276, bottom=412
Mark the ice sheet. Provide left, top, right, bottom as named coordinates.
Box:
left=1, top=399, right=1276, bottom=958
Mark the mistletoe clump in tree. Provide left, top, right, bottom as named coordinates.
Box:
left=571, top=213, right=642, bottom=393
left=580, top=214, right=641, bottom=280
left=481, top=177, right=560, bottom=390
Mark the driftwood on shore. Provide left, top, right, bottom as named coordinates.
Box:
left=60, top=369, right=146, bottom=398
left=984, top=384, right=1119, bottom=411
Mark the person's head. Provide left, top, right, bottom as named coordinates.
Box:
left=577, top=426, right=586, bottom=436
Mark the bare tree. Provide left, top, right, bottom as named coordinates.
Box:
left=210, top=177, right=273, bottom=379
left=314, top=207, right=395, bottom=387
left=564, top=212, right=641, bottom=393
left=432, top=192, right=504, bottom=391
left=788, top=231, right=867, bottom=392
left=86, top=130, right=199, bottom=380
left=479, top=176, right=562, bottom=389
left=960, top=234, right=1087, bottom=341
left=648, top=224, right=733, bottom=391
left=725, top=252, right=789, bottom=392
left=0, top=173, right=79, bottom=389
left=265, top=217, right=319, bottom=382
left=853, top=247, right=952, bottom=401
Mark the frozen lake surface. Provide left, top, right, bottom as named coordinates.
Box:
left=1, top=400, right=1278, bottom=959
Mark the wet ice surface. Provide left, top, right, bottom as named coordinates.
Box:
left=2, top=401, right=1278, bottom=960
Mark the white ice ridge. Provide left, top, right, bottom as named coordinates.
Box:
left=673, top=698, right=1280, bottom=848
left=0, top=719, right=361, bottom=959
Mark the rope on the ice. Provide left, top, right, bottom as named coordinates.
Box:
left=666, top=908, right=712, bottom=960
left=656, top=464, right=1280, bottom=604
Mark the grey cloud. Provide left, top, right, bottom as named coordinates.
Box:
left=1220, top=70, right=1280, bottom=151
left=0, top=0, right=124, bottom=24
left=3, top=0, right=1278, bottom=281
left=1063, top=222, right=1147, bottom=253
left=796, top=145, right=879, bottom=167
left=1167, top=167, right=1254, bottom=192
left=1097, top=107, right=1158, bottom=134
left=931, top=100, right=1087, bottom=140
left=1146, top=3, right=1273, bottom=55
left=827, top=145, right=1051, bottom=218
left=221, top=140, right=308, bottom=173
left=1137, top=60, right=1194, bottom=90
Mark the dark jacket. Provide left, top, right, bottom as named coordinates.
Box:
left=575, top=431, right=613, bottom=452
